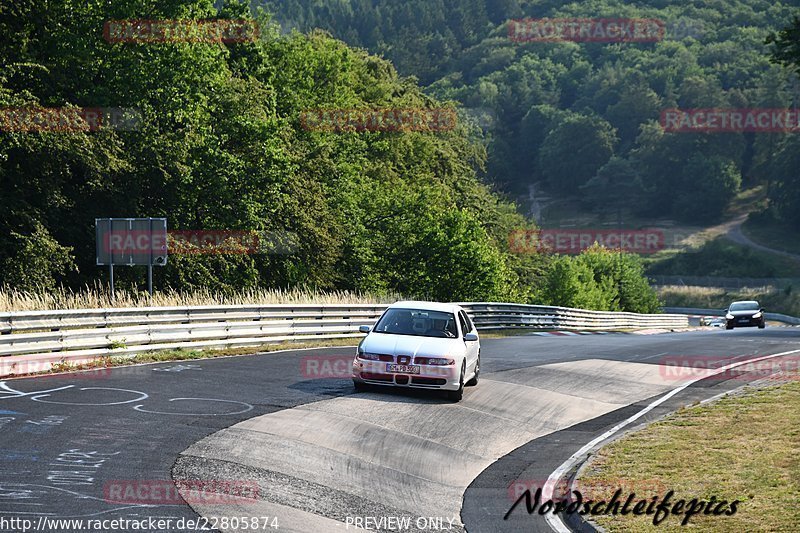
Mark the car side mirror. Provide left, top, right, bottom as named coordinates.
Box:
left=464, top=332, right=478, bottom=342
left=359, top=325, right=371, bottom=334
left=760, top=308, right=766, bottom=313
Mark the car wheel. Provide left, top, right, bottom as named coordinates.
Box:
left=466, top=353, right=480, bottom=386
left=726, top=325, right=734, bottom=330
left=353, top=380, right=368, bottom=391
left=447, top=363, right=465, bottom=402
left=758, top=323, right=766, bottom=329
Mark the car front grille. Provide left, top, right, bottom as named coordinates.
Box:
left=360, top=372, right=393, bottom=382
left=412, top=377, right=447, bottom=386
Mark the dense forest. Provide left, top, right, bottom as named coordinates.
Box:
left=1, top=0, right=542, bottom=304
left=259, top=0, right=800, bottom=226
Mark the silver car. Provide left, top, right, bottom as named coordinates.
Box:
left=352, top=301, right=480, bottom=401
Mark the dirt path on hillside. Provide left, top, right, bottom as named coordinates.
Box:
left=726, top=214, right=800, bottom=261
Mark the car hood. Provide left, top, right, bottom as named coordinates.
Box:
left=729, top=310, right=760, bottom=317
left=362, top=333, right=465, bottom=357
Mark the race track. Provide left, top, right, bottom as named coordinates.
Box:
left=1, top=327, right=798, bottom=532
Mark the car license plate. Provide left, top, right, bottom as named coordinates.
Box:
left=386, top=364, right=421, bottom=374
left=739, top=319, right=749, bottom=323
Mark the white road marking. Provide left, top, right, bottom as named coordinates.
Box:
left=132, top=398, right=254, bottom=416
left=30, top=387, right=149, bottom=406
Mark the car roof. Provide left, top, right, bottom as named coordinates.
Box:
left=389, top=301, right=462, bottom=313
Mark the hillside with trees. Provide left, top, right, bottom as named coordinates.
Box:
left=260, top=0, right=800, bottom=227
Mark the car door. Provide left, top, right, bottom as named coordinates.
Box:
left=458, top=310, right=479, bottom=373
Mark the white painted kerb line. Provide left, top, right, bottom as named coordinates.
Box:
left=543, top=349, right=800, bottom=533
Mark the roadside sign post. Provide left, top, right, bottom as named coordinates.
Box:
left=147, top=217, right=154, bottom=297
left=96, top=218, right=168, bottom=301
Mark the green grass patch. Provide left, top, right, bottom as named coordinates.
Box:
left=8, top=338, right=362, bottom=379
left=646, top=237, right=800, bottom=278
left=742, top=218, right=800, bottom=256
left=578, top=382, right=800, bottom=532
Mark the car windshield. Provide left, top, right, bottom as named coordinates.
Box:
left=730, top=302, right=760, bottom=311
left=373, top=308, right=458, bottom=338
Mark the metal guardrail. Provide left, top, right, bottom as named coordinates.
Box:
left=0, top=303, right=689, bottom=377
left=664, top=307, right=800, bottom=325
left=460, top=303, right=688, bottom=331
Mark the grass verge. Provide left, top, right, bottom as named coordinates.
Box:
left=0, top=285, right=400, bottom=312
left=577, top=381, right=800, bottom=532
left=8, top=338, right=361, bottom=379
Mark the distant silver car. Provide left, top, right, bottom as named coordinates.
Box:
left=709, top=318, right=726, bottom=328
left=701, top=317, right=726, bottom=328
left=352, top=301, right=480, bottom=401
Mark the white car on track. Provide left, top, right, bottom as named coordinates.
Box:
left=352, top=301, right=480, bottom=401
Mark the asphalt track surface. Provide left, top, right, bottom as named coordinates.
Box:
left=1, top=327, right=799, bottom=533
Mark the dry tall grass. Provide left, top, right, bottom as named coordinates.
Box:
left=0, top=283, right=401, bottom=312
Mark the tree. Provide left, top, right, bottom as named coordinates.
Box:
left=538, top=114, right=617, bottom=192
left=604, top=84, right=661, bottom=151
left=576, top=246, right=661, bottom=314
left=580, top=157, right=645, bottom=222
left=673, top=154, right=741, bottom=224
left=764, top=135, right=800, bottom=229
left=767, top=15, right=800, bottom=77
left=0, top=224, right=77, bottom=292
left=765, top=16, right=800, bottom=228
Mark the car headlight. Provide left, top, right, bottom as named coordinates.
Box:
left=420, top=357, right=455, bottom=366
left=357, top=348, right=380, bottom=361
left=726, top=314, right=734, bottom=320
left=752, top=312, right=763, bottom=319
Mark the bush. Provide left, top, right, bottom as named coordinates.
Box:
left=540, top=245, right=661, bottom=313
left=0, top=223, right=77, bottom=292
